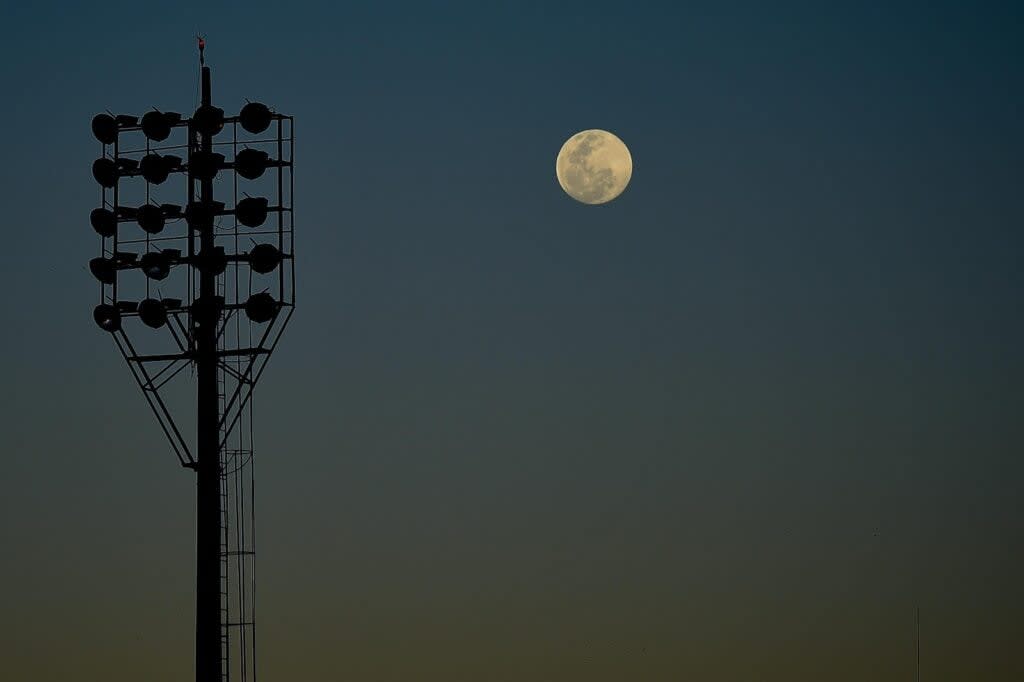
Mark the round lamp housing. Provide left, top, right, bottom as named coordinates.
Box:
left=92, top=158, right=118, bottom=188
left=138, top=298, right=168, bottom=329
left=185, top=200, right=225, bottom=230
left=244, top=292, right=278, bottom=323
left=91, top=208, right=117, bottom=237
left=239, top=102, right=272, bottom=134
left=235, top=197, right=269, bottom=227
left=93, top=304, right=121, bottom=332
left=249, top=244, right=282, bottom=274
left=192, top=104, right=225, bottom=137
left=189, top=151, right=225, bottom=181
left=91, top=114, right=118, bottom=144
left=136, top=204, right=166, bottom=234
left=140, top=251, right=171, bottom=280
left=141, top=110, right=181, bottom=141
left=140, top=154, right=182, bottom=185
left=196, top=246, right=227, bottom=276
left=89, top=257, right=117, bottom=285
left=191, top=295, right=225, bottom=326
left=234, top=149, right=270, bottom=180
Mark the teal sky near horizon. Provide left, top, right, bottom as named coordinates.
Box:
left=0, top=1, right=1022, bottom=680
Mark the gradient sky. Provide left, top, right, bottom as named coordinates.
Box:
left=1, top=1, right=1022, bottom=680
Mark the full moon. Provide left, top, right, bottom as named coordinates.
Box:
left=555, top=129, right=633, bottom=204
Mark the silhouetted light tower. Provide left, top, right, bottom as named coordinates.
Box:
left=88, top=40, right=294, bottom=682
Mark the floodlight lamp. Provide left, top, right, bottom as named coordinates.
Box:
left=93, top=304, right=121, bottom=332
left=138, top=298, right=168, bottom=329
left=161, top=203, right=184, bottom=218
left=188, top=151, right=226, bottom=181
left=244, top=292, right=278, bottom=323
left=248, top=244, right=282, bottom=274
left=92, top=157, right=138, bottom=188
left=137, top=203, right=166, bottom=234
left=91, top=114, right=118, bottom=144
left=196, top=246, right=227, bottom=276
left=141, top=110, right=182, bottom=141
left=191, top=295, right=225, bottom=326
left=140, top=153, right=183, bottom=185
left=91, top=208, right=117, bottom=237
left=239, top=102, right=272, bottom=134
left=89, top=257, right=117, bottom=285
left=234, top=149, right=270, bottom=180
left=235, top=197, right=269, bottom=227
left=185, top=200, right=226, bottom=230
left=92, top=159, right=117, bottom=187
left=192, top=104, right=225, bottom=137
left=140, top=251, right=172, bottom=280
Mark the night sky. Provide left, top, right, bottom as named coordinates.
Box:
left=1, top=1, right=1022, bottom=680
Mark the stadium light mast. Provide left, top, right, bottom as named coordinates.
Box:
left=88, top=38, right=295, bottom=682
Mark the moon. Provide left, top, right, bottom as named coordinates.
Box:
left=556, top=129, right=633, bottom=204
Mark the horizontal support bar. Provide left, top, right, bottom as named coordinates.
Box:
left=130, top=347, right=271, bottom=363
left=219, top=347, right=271, bottom=358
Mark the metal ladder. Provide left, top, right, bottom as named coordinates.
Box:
left=218, top=352, right=231, bottom=682
left=217, top=267, right=256, bottom=681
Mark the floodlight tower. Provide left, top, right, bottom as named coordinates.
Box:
left=88, top=40, right=294, bottom=682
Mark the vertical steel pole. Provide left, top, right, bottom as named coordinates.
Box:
left=195, top=64, right=223, bottom=682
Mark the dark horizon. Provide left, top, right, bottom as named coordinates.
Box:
left=1, top=1, right=1021, bottom=680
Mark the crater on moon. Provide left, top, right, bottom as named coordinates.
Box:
left=556, top=129, right=632, bottom=205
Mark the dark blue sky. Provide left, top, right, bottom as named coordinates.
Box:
left=1, top=1, right=1021, bottom=680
